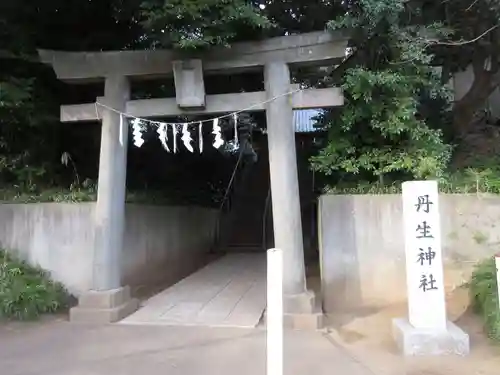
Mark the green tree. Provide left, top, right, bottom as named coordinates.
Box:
left=2, top=0, right=499, bottom=195
left=140, top=0, right=271, bottom=48
left=0, top=0, right=145, bottom=189
left=311, top=0, right=453, bottom=183
left=431, top=0, right=500, bottom=138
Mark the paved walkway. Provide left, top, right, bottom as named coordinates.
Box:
left=121, top=253, right=267, bottom=328
left=0, top=319, right=373, bottom=375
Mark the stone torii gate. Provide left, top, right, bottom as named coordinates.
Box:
left=39, top=31, right=348, bottom=325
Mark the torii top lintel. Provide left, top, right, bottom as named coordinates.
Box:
left=38, top=31, right=349, bottom=83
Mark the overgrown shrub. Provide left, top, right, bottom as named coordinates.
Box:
left=322, top=167, right=500, bottom=195
left=469, top=257, right=500, bottom=341
left=0, top=250, right=71, bottom=320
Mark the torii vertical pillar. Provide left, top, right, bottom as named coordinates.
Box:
left=69, top=75, right=139, bottom=323
left=265, top=62, right=320, bottom=329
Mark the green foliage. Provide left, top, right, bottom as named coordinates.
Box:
left=0, top=181, right=222, bottom=207
left=311, top=0, right=453, bottom=183
left=0, top=250, right=71, bottom=320
left=468, top=257, right=500, bottom=342
left=430, top=0, right=500, bottom=72
left=0, top=0, right=146, bottom=193
left=0, top=77, right=33, bottom=107
left=0, top=60, right=62, bottom=191
left=141, top=0, right=271, bottom=49
left=2, top=0, right=499, bottom=205
left=441, top=168, right=500, bottom=194
left=311, top=68, right=452, bottom=180
left=323, top=167, right=500, bottom=195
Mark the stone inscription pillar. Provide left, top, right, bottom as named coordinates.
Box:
left=392, top=180, right=470, bottom=356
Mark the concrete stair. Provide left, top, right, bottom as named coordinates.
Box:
left=262, top=308, right=324, bottom=331
left=282, top=311, right=324, bottom=330
left=262, top=291, right=324, bottom=330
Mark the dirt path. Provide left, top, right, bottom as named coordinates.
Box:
left=325, top=286, right=500, bottom=375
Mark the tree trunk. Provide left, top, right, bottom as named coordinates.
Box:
left=453, top=55, right=500, bottom=139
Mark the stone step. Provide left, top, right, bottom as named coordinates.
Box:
left=262, top=309, right=324, bottom=330
left=262, top=291, right=324, bottom=330
left=283, top=311, right=324, bottom=330
left=284, top=290, right=317, bottom=313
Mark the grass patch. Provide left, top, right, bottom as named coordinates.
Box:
left=0, top=187, right=97, bottom=203
left=0, top=187, right=219, bottom=207
left=0, top=250, right=72, bottom=321
left=323, top=168, right=500, bottom=195
left=469, top=257, right=500, bottom=342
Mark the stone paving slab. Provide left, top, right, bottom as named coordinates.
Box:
left=119, top=253, right=267, bottom=328
left=0, top=320, right=373, bottom=375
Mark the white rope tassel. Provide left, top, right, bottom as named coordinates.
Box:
left=157, top=123, right=170, bottom=152
left=198, top=122, right=203, bottom=153
left=172, top=124, right=178, bottom=153
left=182, top=123, right=194, bottom=153
left=131, top=118, right=145, bottom=147
left=212, top=118, right=224, bottom=149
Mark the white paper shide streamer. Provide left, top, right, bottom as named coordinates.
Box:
left=212, top=118, right=224, bottom=149
left=181, top=124, right=194, bottom=153
left=131, top=118, right=145, bottom=147
left=157, top=123, right=170, bottom=152
left=119, top=114, right=125, bottom=146
left=172, top=124, right=178, bottom=153
left=198, top=122, right=203, bottom=153
left=233, top=113, right=239, bottom=148
left=99, top=86, right=302, bottom=152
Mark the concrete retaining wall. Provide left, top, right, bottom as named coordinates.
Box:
left=318, top=194, right=500, bottom=314
left=0, top=203, right=217, bottom=296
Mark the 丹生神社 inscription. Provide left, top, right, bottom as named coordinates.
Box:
left=393, top=180, right=470, bottom=357
left=402, top=181, right=447, bottom=330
